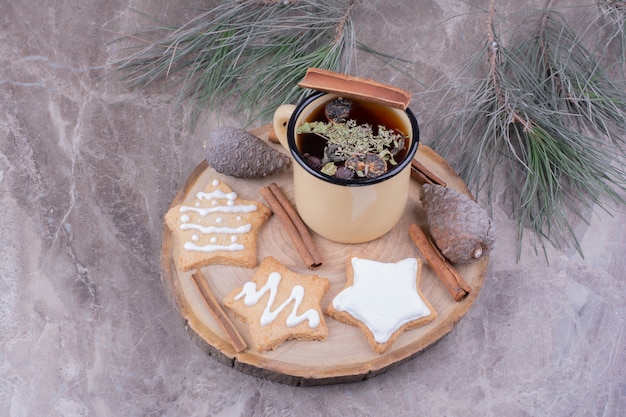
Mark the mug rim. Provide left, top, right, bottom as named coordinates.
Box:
left=287, top=91, right=420, bottom=187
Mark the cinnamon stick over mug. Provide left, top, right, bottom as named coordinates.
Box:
left=259, top=183, right=323, bottom=269
left=408, top=224, right=471, bottom=302
left=298, top=68, right=411, bottom=110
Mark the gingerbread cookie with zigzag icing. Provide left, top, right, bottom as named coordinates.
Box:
left=223, top=256, right=330, bottom=352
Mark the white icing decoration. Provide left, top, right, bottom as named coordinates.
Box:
left=197, top=189, right=237, bottom=201
left=234, top=272, right=320, bottom=328
left=179, top=204, right=257, bottom=216
left=180, top=223, right=251, bottom=235
left=184, top=242, right=244, bottom=252
left=212, top=179, right=219, bottom=186
left=332, top=257, right=431, bottom=344
left=231, top=235, right=238, bottom=243
left=179, top=181, right=259, bottom=254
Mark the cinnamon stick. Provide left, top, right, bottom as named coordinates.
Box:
left=259, top=183, right=323, bottom=269
left=190, top=270, right=247, bottom=353
left=267, top=128, right=279, bottom=144
left=411, top=158, right=447, bottom=188
left=298, top=68, right=411, bottom=110
left=408, top=224, right=471, bottom=302
left=249, top=123, right=279, bottom=143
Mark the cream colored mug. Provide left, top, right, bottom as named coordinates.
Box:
left=273, top=91, right=420, bottom=243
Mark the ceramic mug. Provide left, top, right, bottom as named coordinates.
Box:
left=273, top=91, right=420, bottom=243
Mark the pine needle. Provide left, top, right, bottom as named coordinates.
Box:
left=426, top=2, right=626, bottom=262
left=112, top=0, right=361, bottom=127
left=517, top=9, right=626, bottom=143
left=598, top=0, right=626, bottom=66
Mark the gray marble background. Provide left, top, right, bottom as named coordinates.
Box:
left=1, top=1, right=624, bottom=416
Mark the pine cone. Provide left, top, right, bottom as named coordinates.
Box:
left=420, top=183, right=495, bottom=264
left=204, top=127, right=291, bottom=179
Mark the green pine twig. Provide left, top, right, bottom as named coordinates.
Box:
left=113, top=0, right=361, bottom=128
left=598, top=0, right=626, bottom=66
left=427, top=2, right=626, bottom=262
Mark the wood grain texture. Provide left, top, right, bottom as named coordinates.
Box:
left=160, top=128, right=488, bottom=385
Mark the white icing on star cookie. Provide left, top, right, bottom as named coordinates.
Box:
left=328, top=257, right=437, bottom=354
left=223, top=256, right=329, bottom=352
left=235, top=271, right=321, bottom=328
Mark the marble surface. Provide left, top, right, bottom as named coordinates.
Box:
left=1, top=1, right=624, bottom=416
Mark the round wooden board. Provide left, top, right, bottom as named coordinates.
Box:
left=160, top=126, right=488, bottom=386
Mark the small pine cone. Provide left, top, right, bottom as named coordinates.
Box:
left=420, top=183, right=495, bottom=264
left=204, top=127, right=291, bottom=179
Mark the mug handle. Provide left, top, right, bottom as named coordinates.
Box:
left=273, top=104, right=296, bottom=150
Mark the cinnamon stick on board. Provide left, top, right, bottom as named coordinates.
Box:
left=191, top=270, right=247, bottom=353
left=298, top=68, right=411, bottom=110
left=259, top=183, right=323, bottom=269
left=408, top=224, right=471, bottom=302
left=410, top=158, right=447, bottom=188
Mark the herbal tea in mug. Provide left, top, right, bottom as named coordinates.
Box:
left=295, top=97, right=411, bottom=181
left=273, top=91, right=419, bottom=243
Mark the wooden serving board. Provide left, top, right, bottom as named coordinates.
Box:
left=160, top=126, right=488, bottom=386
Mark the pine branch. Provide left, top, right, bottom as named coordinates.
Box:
left=426, top=1, right=626, bottom=262
left=486, top=1, right=533, bottom=132
left=521, top=9, right=626, bottom=142
left=112, top=0, right=361, bottom=127
left=597, top=0, right=626, bottom=73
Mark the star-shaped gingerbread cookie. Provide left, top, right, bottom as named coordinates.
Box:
left=327, top=257, right=437, bottom=354
left=223, top=256, right=330, bottom=352
left=165, top=178, right=271, bottom=271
